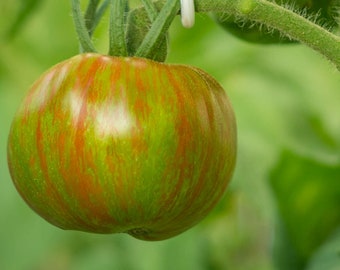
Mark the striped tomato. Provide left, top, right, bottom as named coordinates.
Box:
left=7, top=53, right=236, bottom=241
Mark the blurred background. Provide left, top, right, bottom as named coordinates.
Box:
left=1, top=1, right=340, bottom=270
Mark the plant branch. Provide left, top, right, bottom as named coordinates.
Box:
left=142, top=0, right=340, bottom=69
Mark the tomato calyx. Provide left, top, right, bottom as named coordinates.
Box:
left=72, top=0, right=195, bottom=62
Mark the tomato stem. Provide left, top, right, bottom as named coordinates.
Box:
left=236, top=0, right=340, bottom=70
left=71, top=0, right=97, bottom=53
left=195, top=0, right=340, bottom=70
left=133, top=0, right=340, bottom=69
left=135, top=0, right=180, bottom=59
left=108, top=0, right=128, bottom=56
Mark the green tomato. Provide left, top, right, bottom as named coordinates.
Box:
left=7, top=53, right=237, bottom=241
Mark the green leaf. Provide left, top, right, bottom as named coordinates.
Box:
left=270, top=150, right=340, bottom=269
left=306, top=227, right=340, bottom=270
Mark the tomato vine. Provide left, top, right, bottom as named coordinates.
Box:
left=71, top=0, right=340, bottom=70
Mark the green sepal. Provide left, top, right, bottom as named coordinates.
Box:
left=126, top=4, right=168, bottom=62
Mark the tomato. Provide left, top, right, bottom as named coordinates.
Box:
left=7, top=53, right=237, bottom=241
left=215, top=0, right=338, bottom=44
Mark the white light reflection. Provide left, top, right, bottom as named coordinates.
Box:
left=94, top=101, right=135, bottom=137
left=66, top=90, right=135, bottom=137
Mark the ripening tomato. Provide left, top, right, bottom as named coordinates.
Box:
left=7, top=53, right=237, bottom=241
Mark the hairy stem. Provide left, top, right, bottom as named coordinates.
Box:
left=147, top=0, right=340, bottom=69
left=109, top=0, right=128, bottom=56
left=71, top=0, right=97, bottom=52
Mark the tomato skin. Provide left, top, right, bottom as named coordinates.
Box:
left=7, top=53, right=236, bottom=241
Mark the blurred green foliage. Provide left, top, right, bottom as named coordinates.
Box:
left=1, top=1, right=340, bottom=270
left=271, top=151, right=340, bottom=269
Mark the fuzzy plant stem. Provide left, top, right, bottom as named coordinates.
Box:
left=109, top=0, right=128, bottom=56
left=146, top=0, right=340, bottom=69
left=71, top=0, right=97, bottom=53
